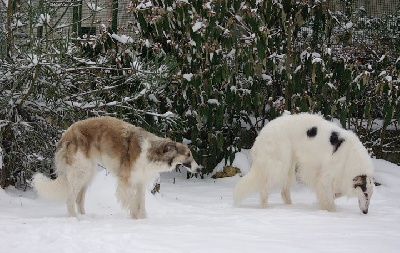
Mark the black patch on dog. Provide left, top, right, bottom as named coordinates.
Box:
left=306, top=127, right=318, bottom=137
left=353, top=175, right=368, bottom=192
left=330, top=131, right=344, bottom=153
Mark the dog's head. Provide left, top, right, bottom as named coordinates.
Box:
left=352, top=174, right=374, bottom=214
left=149, top=141, right=201, bottom=174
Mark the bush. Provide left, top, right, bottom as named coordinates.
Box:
left=132, top=0, right=399, bottom=171
left=1, top=0, right=399, bottom=188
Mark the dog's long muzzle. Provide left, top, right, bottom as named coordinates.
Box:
left=180, top=161, right=201, bottom=174
left=359, top=198, right=370, bottom=214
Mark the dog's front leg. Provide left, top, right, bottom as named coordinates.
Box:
left=316, top=178, right=336, bottom=212
left=130, top=183, right=147, bottom=219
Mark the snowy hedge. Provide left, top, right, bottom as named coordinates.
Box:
left=131, top=0, right=399, bottom=170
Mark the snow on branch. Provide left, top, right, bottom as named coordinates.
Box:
left=86, top=1, right=104, bottom=12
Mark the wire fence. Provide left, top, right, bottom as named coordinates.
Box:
left=293, top=0, right=400, bottom=61
left=323, top=0, right=400, bottom=47
left=325, top=0, right=399, bottom=16
left=1, top=0, right=399, bottom=59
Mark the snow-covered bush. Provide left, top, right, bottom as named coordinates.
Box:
left=0, top=11, right=181, bottom=188
left=1, top=0, right=399, bottom=188
left=131, top=0, right=399, bottom=171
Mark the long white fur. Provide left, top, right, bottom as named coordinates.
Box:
left=32, top=173, right=68, bottom=200
left=233, top=113, right=374, bottom=213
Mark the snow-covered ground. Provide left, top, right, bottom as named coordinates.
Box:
left=1, top=152, right=400, bottom=253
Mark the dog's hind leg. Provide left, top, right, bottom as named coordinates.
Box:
left=281, top=164, right=295, bottom=204
left=66, top=186, right=79, bottom=217
left=65, top=156, right=93, bottom=217
left=66, top=177, right=88, bottom=217
left=281, top=185, right=292, bottom=205
left=76, top=164, right=96, bottom=215
left=260, top=185, right=271, bottom=208
left=76, top=186, right=88, bottom=215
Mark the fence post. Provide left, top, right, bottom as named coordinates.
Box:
left=112, top=0, right=118, bottom=33
left=72, top=0, right=82, bottom=36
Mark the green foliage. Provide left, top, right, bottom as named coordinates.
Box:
left=131, top=0, right=399, bottom=171
left=1, top=0, right=399, bottom=188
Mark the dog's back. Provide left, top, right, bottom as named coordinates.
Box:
left=56, top=117, right=149, bottom=175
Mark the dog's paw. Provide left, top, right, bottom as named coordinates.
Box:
left=131, top=210, right=147, bottom=219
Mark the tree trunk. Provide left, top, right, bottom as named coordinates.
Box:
left=285, top=16, right=294, bottom=111
left=6, top=0, right=14, bottom=58
left=1, top=124, right=14, bottom=189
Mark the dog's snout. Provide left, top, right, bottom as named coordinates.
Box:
left=180, top=161, right=201, bottom=174
left=182, top=162, right=191, bottom=168
left=362, top=209, right=368, bottom=214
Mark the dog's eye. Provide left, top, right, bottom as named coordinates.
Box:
left=186, top=152, right=191, bottom=158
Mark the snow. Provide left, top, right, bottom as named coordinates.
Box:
left=385, top=75, right=392, bottom=82
left=327, top=82, right=336, bottom=89
left=311, top=57, right=323, bottom=64
left=345, top=22, right=353, bottom=29
left=136, top=1, right=153, bottom=9
left=148, top=94, right=160, bottom=103
left=86, top=2, right=104, bottom=12
left=111, top=34, right=134, bottom=44
left=192, top=21, right=203, bottom=33
left=207, top=99, right=220, bottom=106
left=182, top=73, right=193, bottom=81
left=36, top=13, right=51, bottom=27
left=28, top=54, right=38, bottom=65
left=261, top=74, right=272, bottom=82
left=188, top=39, right=196, bottom=47
left=1, top=152, right=400, bottom=252
left=11, top=20, right=24, bottom=28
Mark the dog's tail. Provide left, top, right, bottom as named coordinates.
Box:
left=32, top=173, right=68, bottom=200
left=233, top=169, right=263, bottom=205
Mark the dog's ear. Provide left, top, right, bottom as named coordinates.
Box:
left=353, top=175, right=367, bottom=191
left=353, top=175, right=366, bottom=184
left=163, top=142, right=177, bottom=154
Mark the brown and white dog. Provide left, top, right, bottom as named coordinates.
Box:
left=33, top=116, right=200, bottom=218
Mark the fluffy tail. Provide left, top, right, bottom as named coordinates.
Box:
left=32, top=173, right=68, bottom=200
left=233, top=170, right=263, bottom=205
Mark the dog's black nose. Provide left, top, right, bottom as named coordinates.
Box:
left=362, top=209, right=368, bottom=214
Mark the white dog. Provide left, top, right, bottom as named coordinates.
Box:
left=233, top=113, right=374, bottom=214
left=33, top=116, right=200, bottom=218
